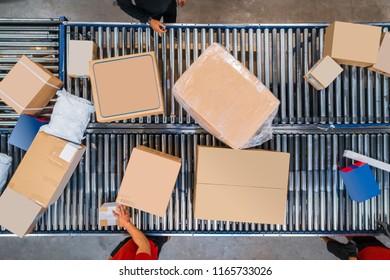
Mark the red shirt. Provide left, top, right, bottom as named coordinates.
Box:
left=358, top=246, right=390, bottom=260
left=111, top=239, right=158, bottom=260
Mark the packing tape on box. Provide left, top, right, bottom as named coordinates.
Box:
left=0, top=88, right=46, bottom=111
left=343, top=150, right=390, bottom=172
left=18, top=59, right=61, bottom=90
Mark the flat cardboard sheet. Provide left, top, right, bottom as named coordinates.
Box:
left=89, top=52, right=164, bottom=122
left=371, top=32, right=390, bottom=76
left=116, top=146, right=181, bottom=217
left=194, top=146, right=290, bottom=224
left=67, top=40, right=98, bottom=77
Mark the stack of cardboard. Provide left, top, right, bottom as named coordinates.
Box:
left=305, top=21, right=384, bottom=90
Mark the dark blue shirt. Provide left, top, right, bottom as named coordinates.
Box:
left=117, top=0, right=174, bottom=23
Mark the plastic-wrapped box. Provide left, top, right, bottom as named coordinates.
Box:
left=173, top=43, right=280, bottom=149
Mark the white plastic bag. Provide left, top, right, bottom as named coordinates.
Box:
left=0, top=153, right=12, bottom=189
left=40, top=90, right=95, bottom=144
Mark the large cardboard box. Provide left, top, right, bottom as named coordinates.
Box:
left=173, top=43, right=280, bottom=149
left=370, top=32, right=390, bottom=77
left=89, top=52, right=164, bottom=123
left=116, top=146, right=181, bottom=217
left=0, top=132, right=86, bottom=237
left=304, top=56, right=343, bottom=90
left=194, top=146, right=290, bottom=224
left=323, top=21, right=382, bottom=67
left=67, top=40, right=98, bottom=78
left=0, top=55, right=63, bottom=115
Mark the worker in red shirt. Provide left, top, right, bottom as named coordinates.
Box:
left=109, top=205, right=169, bottom=260
left=321, top=221, right=390, bottom=260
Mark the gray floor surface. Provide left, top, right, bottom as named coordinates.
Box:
left=0, top=0, right=390, bottom=260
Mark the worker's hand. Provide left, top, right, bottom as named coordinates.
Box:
left=177, top=0, right=187, bottom=7
left=150, top=19, right=167, bottom=34
left=113, top=205, right=132, bottom=228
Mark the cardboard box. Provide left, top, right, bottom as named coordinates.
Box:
left=89, top=52, right=164, bottom=123
left=0, top=132, right=86, bottom=237
left=194, top=146, right=290, bottom=224
left=99, top=202, right=119, bottom=227
left=0, top=55, right=63, bottom=115
left=67, top=40, right=98, bottom=78
left=370, top=32, right=390, bottom=77
left=323, top=21, right=382, bottom=67
left=304, top=56, right=343, bottom=90
left=340, top=161, right=380, bottom=203
left=8, top=114, right=48, bottom=151
left=173, top=43, right=280, bottom=149
left=116, top=146, right=181, bottom=217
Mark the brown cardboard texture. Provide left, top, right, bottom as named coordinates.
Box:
left=89, top=52, right=164, bottom=123
left=99, top=202, right=119, bottom=227
left=116, top=146, right=181, bottom=217
left=0, top=188, right=45, bottom=237
left=173, top=43, right=280, bottom=149
left=304, top=56, right=343, bottom=90
left=7, top=131, right=86, bottom=208
left=194, top=146, right=290, bottom=224
left=371, top=32, right=390, bottom=77
left=67, top=40, right=98, bottom=78
left=323, top=21, right=381, bottom=67
left=0, top=55, right=63, bottom=115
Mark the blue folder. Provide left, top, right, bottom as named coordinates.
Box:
left=8, top=114, right=48, bottom=151
left=340, top=161, right=380, bottom=203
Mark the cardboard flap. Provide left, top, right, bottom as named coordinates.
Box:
left=0, top=188, right=43, bottom=237
left=194, top=183, right=287, bottom=224
left=197, top=146, right=290, bottom=190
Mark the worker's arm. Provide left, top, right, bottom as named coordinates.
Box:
left=117, top=0, right=150, bottom=23
left=113, top=205, right=151, bottom=256
left=177, top=0, right=187, bottom=7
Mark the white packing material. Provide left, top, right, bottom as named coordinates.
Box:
left=0, top=153, right=12, bottom=189
left=40, top=90, right=95, bottom=144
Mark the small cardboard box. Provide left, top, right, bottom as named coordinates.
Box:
left=194, top=146, right=290, bottom=225
left=0, top=131, right=86, bottom=237
left=67, top=40, right=98, bottom=78
left=116, top=146, right=181, bottom=217
left=304, top=56, right=343, bottom=90
left=370, top=32, right=390, bottom=77
left=340, top=161, right=380, bottom=203
left=323, top=21, right=382, bottom=67
left=173, top=43, right=280, bottom=149
left=89, top=52, right=164, bottom=123
left=8, top=114, right=48, bottom=151
left=0, top=55, right=63, bottom=115
left=99, top=202, right=119, bottom=227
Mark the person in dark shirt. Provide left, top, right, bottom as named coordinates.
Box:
left=320, top=221, right=390, bottom=260
left=117, top=0, right=187, bottom=34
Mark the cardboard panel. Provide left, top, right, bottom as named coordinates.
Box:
left=371, top=32, right=390, bottom=76
left=67, top=40, right=98, bottom=77
left=89, top=52, right=164, bottom=122
left=197, top=146, right=290, bottom=190
left=194, top=184, right=287, bottom=224
left=116, top=146, right=181, bottom=217
left=0, top=188, right=44, bottom=238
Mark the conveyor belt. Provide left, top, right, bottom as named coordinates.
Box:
left=1, top=20, right=390, bottom=235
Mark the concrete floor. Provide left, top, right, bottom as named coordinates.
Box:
left=0, top=0, right=390, bottom=260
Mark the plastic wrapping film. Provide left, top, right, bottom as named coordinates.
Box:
left=40, top=90, right=95, bottom=144
left=0, top=153, right=12, bottom=190
left=173, top=43, right=280, bottom=149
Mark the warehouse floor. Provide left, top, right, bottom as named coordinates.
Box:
left=1, top=0, right=390, bottom=260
